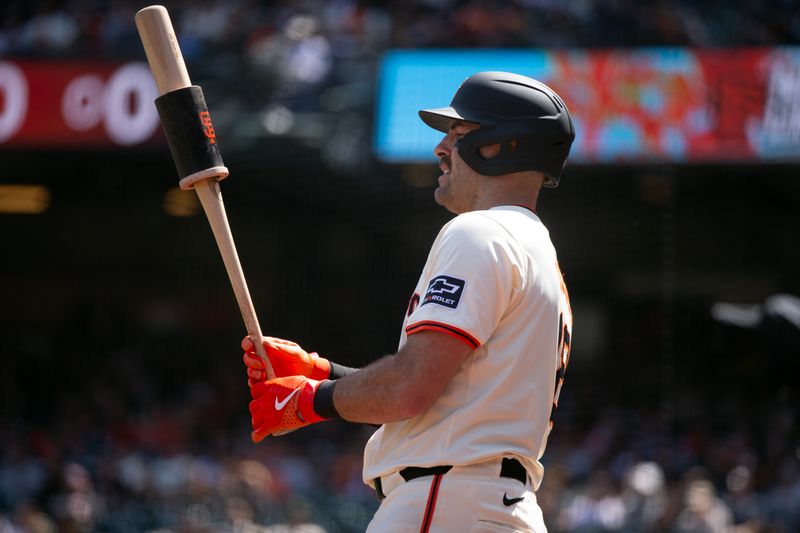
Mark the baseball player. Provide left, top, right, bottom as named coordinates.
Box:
left=243, top=71, right=575, bottom=532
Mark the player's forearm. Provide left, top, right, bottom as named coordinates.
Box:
left=325, top=332, right=471, bottom=424
left=329, top=353, right=435, bottom=424
left=304, top=331, right=473, bottom=426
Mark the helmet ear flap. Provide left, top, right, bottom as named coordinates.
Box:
left=455, top=120, right=569, bottom=186
left=455, top=124, right=529, bottom=177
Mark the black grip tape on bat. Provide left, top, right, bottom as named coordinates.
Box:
left=155, top=86, right=229, bottom=190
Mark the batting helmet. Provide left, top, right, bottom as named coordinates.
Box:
left=419, top=71, right=575, bottom=187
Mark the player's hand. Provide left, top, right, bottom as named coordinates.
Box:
left=249, top=375, right=328, bottom=441
left=242, top=336, right=331, bottom=385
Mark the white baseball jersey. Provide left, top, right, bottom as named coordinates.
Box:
left=363, top=205, right=572, bottom=491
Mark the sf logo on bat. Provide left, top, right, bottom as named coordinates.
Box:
left=422, top=275, right=465, bottom=309
left=199, top=111, right=216, bottom=144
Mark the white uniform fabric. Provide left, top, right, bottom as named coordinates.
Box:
left=363, top=205, right=573, bottom=528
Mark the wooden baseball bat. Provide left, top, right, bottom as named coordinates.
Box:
left=135, top=5, right=275, bottom=380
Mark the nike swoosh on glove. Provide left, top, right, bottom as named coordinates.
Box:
left=249, top=375, right=328, bottom=442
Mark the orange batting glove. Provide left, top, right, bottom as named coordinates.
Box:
left=249, top=375, right=328, bottom=441
left=242, top=336, right=331, bottom=385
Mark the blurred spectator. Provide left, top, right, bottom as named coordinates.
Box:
left=674, top=478, right=734, bottom=533
left=263, top=496, right=327, bottom=533
left=623, top=461, right=668, bottom=531
left=48, top=462, right=105, bottom=532
left=15, top=1, right=79, bottom=55
left=556, top=470, right=627, bottom=531
left=248, top=12, right=333, bottom=111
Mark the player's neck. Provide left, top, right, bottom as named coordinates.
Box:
left=475, top=173, right=542, bottom=213
left=470, top=187, right=540, bottom=213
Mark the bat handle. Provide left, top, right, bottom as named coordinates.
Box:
left=193, top=179, right=276, bottom=380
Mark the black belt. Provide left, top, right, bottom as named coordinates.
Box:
left=373, top=458, right=527, bottom=500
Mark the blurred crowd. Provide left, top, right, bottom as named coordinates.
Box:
left=0, top=271, right=798, bottom=531
left=3, top=0, right=799, bottom=168
left=2, top=0, right=799, bottom=61
left=0, top=301, right=798, bottom=533
left=537, top=397, right=800, bottom=532
left=0, top=321, right=380, bottom=533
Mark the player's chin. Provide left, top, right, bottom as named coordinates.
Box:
left=433, top=187, right=459, bottom=213
left=433, top=185, right=447, bottom=206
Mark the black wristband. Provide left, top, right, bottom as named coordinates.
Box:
left=313, top=380, right=342, bottom=420
left=329, top=362, right=360, bottom=380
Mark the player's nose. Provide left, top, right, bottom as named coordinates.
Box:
left=434, top=134, right=452, bottom=159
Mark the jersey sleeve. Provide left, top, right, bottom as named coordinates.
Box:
left=405, top=213, right=519, bottom=349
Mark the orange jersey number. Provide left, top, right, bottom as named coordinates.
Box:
left=550, top=265, right=572, bottom=427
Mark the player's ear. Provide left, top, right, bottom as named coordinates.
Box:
left=478, top=142, right=502, bottom=159
left=478, top=139, right=516, bottom=160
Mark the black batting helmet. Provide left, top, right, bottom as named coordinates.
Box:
left=419, top=71, right=575, bottom=187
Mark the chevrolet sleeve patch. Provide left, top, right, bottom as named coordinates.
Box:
left=422, top=275, right=465, bottom=309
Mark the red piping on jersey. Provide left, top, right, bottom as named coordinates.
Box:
left=419, top=473, right=444, bottom=533
left=406, top=321, right=480, bottom=349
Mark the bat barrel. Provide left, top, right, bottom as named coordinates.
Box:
left=135, top=5, right=191, bottom=95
